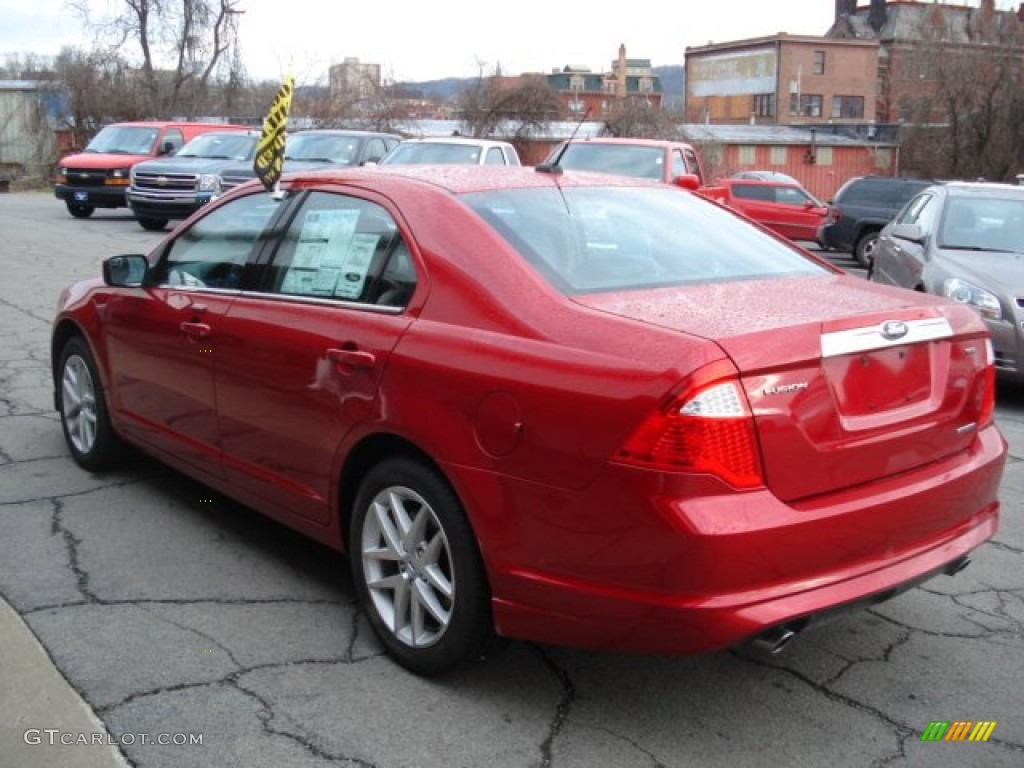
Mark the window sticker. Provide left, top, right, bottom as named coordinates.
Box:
left=282, top=208, right=382, bottom=299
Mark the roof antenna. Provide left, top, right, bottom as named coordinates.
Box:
left=536, top=107, right=591, bottom=175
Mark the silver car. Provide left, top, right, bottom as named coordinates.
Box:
left=870, top=181, right=1024, bottom=381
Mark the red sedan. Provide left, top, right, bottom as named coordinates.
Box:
left=52, top=166, right=1005, bottom=675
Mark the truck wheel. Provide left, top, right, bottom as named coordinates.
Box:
left=855, top=231, right=879, bottom=268
left=66, top=202, right=95, bottom=219
left=137, top=217, right=168, bottom=231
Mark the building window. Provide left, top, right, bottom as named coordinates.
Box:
left=831, top=95, right=865, bottom=119
left=816, top=146, right=833, bottom=166
left=874, top=147, right=892, bottom=169
left=769, top=146, right=787, bottom=165
left=738, top=145, right=756, bottom=166
left=813, top=51, right=826, bottom=75
left=639, top=78, right=653, bottom=93
left=751, top=93, right=775, bottom=118
left=789, top=94, right=823, bottom=117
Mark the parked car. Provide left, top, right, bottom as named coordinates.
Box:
left=218, top=129, right=401, bottom=192
left=704, top=178, right=829, bottom=243
left=731, top=170, right=802, bottom=185
left=126, top=130, right=261, bottom=231
left=870, top=181, right=1024, bottom=382
left=53, top=166, right=1004, bottom=676
left=55, top=121, right=249, bottom=219
left=379, top=137, right=521, bottom=166
left=819, top=175, right=938, bottom=267
left=541, top=137, right=706, bottom=185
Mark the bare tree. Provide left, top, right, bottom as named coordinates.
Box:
left=601, top=97, right=684, bottom=140
left=76, top=0, right=244, bottom=117
left=899, top=5, right=1024, bottom=180
left=457, top=67, right=561, bottom=140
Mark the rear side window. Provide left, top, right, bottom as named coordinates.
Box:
left=265, top=191, right=416, bottom=307
left=732, top=184, right=774, bottom=201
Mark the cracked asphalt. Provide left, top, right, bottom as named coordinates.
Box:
left=1, top=191, right=1022, bottom=768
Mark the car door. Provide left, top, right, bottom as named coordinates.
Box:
left=728, top=183, right=776, bottom=229
left=101, top=192, right=284, bottom=473
left=214, top=189, right=418, bottom=524
left=772, top=185, right=827, bottom=241
left=874, top=192, right=939, bottom=288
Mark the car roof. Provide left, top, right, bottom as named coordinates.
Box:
left=565, top=137, right=694, bottom=149
left=720, top=178, right=801, bottom=188
left=396, top=137, right=514, bottom=147
left=282, top=164, right=661, bottom=194
left=290, top=129, right=401, bottom=138
left=942, top=181, right=1024, bottom=199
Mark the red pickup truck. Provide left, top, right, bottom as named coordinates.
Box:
left=542, top=137, right=708, bottom=187
left=700, top=178, right=829, bottom=244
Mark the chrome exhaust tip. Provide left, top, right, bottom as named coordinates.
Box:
left=750, top=625, right=798, bottom=655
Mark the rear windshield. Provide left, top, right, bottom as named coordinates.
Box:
left=285, top=134, right=361, bottom=164
left=461, top=186, right=827, bottom=295
left=382, top=143, right=488, bottom=165
left=178, top=133, right=257, bottom=160
left=555, top=143, right=666, bottom=181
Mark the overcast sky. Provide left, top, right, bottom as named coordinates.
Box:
left=0, top=0, right=1013, bottom=84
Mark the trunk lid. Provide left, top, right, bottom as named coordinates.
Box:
left=575, top=275, right=992, bottom=501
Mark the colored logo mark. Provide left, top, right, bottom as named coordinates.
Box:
left=921, top=720, right=997, bottom=742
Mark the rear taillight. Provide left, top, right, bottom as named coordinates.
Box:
left=614, top=362, right=764, bottom=488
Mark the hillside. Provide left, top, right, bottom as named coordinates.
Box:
left=394, top=65, right=685, bottom=104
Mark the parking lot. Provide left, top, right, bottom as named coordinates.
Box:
left=1, top=190, right=1022, bottom=767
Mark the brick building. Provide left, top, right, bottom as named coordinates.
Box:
left=684, top=34, right=878, bottom=125
left=546, top=45, right=662, bottom=118
left=827, top=0, right=1024, bottom=124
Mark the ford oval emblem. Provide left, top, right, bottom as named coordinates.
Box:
left=881, top=320, right=909, bottom=340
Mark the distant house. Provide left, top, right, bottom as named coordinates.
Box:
left=546, top=45, right=663, bottom=118
left=0, top=80, right=68, bottom=182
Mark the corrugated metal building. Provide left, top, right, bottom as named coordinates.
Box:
left=0, top=80, right=64, bottom=181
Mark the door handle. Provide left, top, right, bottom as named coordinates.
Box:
left=327, top=347, right=376, bottom=370
left=180, top=321, right=211, bottom=339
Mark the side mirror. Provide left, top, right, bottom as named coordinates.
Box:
left=890, top=223, right=924, bottom=243
left=672, top=174, right=701, bottom=191
left=159, top=141, right=176, bottom=156
left=103, top=254, right=149, bottom=287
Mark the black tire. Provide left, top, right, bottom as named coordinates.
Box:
left=137, top=217, right=168, bottom=231
left=854, top=231, right=879, bottom=268
left=350, top=456, right=494, bottom=675
left=57, top=337, right=122, bottom=471
left=66, top=202, right=95, bottom=219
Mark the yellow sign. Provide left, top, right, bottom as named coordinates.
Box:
left=253, top=75, right=294, bottom=192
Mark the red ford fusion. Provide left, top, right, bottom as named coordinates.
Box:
left=52, top=165, right=1005, bottom=675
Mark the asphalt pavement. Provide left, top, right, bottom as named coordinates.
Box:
left=1, top=191, right=1021, bottom=768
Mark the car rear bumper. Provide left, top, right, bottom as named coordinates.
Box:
left=478, top=424, right=1005, bottom=655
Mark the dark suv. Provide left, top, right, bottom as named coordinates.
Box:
left=819, top=176, right=937, bottom=267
